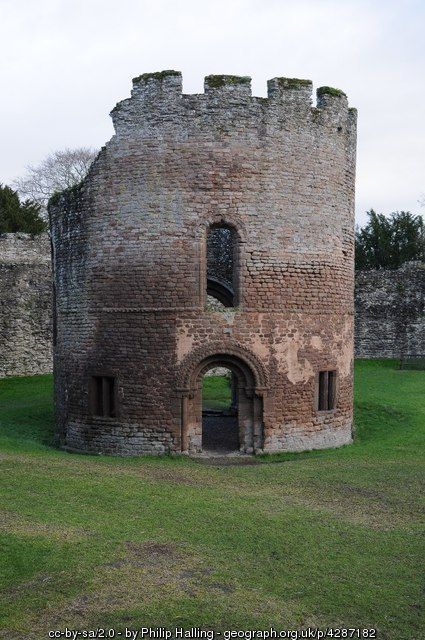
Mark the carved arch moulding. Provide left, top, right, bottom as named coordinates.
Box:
left=175, top=341, right=269, bottom=395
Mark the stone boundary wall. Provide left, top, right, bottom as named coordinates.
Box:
left=355, top=261, right=425, bottom=359
left=0, top=233, right=53, bottom=378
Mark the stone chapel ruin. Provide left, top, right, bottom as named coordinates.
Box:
left=49, top=71, right=357, bottom=455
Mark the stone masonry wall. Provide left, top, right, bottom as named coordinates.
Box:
left=355, top=262, right=425, bottom=358
left=49, top=71, right=357, bottom=455
left=0, top=233, right=52, bottom=378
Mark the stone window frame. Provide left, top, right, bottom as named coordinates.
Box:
left=200, top=218, right=245, bottom=309
left=89, top=373, right=119, bottom=418
left=315, top=369, right=338, bottom=413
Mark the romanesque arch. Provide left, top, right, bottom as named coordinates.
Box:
left=176, top=344, right=268, bottom=454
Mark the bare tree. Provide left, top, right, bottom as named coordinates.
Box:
left=13, top=147, right=98, bottom=212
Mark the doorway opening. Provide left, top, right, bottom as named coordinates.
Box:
left=202, top=368, right=238, bottom=452
left=179, top=351, right=265, bottom=455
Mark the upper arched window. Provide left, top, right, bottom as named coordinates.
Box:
left=206, top=223, right=239, bottom=308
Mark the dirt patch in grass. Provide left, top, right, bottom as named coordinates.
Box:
left=134, top=467, right=201, bottom=485
left=5, top=573, right=53, bottom=597
left=194, top=455, right=261, bottom=466
left=7, top=540, right=312, bottom=637
left=103, top=540, right=180, bottom=570
left=15, top=546, right=234, bottom=637
left=261, top=485, right=421, bottom=532
left=124, top=540, right=179, bottom=565
left=336, top=482, right=393, bottom=502
left=0, top=510, right=93, bottom=541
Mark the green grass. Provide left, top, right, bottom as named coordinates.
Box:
left=0, top=361, right=424, bottom=638
left=202, top=375, right=232, bottom=410
left=399, top=357, right=425, bottom=371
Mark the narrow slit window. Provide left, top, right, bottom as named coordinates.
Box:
left=318, top=370, right=336, bottom=411
left=206, top=224, right=238, bottom=308
left=91, top=376, right=116, bottom=417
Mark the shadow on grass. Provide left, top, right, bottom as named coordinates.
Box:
left=0, top=374, right=55, bottom=451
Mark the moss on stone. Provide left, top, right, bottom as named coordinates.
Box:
left=274, top=77, right=311, bottom=89
left=132, top=70, right=181, bottom=84
left=317, top=86, right=347, bottom=98
left=48, top=191, right=63, bottom=208
left=205, top=75, right=251, bottom=89
left=48, top=182, right=82, bottom=209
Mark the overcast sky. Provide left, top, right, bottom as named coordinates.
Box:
left=1, top=0, right=424, bottom=225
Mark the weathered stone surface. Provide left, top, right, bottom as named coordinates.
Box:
left=355, top=262, right=424, bottom=358
left=0, top=233, right=52, bottom=378
left=49, top=71, right=357, bottom=455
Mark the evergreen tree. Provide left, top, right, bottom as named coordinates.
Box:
left=355, top=209, right=424, bottom=270
left=0, top=184, right=47, bottom=234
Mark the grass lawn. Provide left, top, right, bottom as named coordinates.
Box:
left=0, top=360, right=424, bottom=639
left=202, top=375, right=232, bottom=411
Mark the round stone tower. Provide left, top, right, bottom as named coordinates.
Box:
left=49, top=71, right=357, bottom=455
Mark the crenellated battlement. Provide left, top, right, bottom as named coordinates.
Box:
left=131, top=69, right=182, bottom=100
left=267, top=76, right=312, bottom=100
left=110, top=70, right=356, bottom=136
left=204, top=74, right=252, bottom=96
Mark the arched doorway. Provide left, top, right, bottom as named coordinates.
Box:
left=202, top=366, right=238, bottom=453
left=179, top=352, right=266, bottom=455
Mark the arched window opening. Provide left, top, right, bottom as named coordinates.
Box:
left=206, top=224, right=238, bottom=307
left=202, top=367, right=238, bottom=452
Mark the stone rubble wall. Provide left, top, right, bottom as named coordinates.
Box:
left=0, top=233, right=52, bottom=378
left=355, top=261, right=424, bottom=359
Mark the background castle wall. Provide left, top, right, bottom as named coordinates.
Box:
left=355, top=262, right=424, bottom=359
left=0, top=233, right=52, bottom=378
